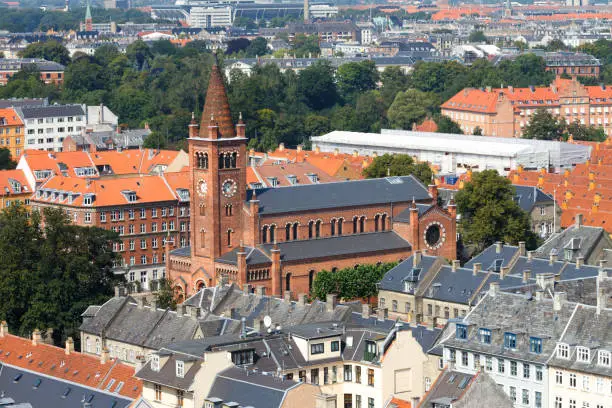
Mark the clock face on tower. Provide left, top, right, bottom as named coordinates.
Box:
left=222, top=179, right=237, bottom=198
left=197, top=179, right=207, bottom=197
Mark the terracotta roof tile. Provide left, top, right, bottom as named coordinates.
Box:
left=0, top=169, right=30, bottom=196
left=200, top=64, right=235, bottom=138
left=0, top=333, right=141, bottom=399
left=0, top=108, right=23, bottom=126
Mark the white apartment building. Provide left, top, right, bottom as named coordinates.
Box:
left=188, top=6, right=232, bottom=28
left=17, top=104, right=86, bottom=152
left=438, top=272, right=612, bottom=408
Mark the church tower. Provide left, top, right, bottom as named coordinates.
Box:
left=189, top=64, right=247, bottom=266
left=85, top=1, right=93, bottom=31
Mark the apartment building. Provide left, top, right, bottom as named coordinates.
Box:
left=0, top=107, right=24, bottom=158
left=436, top=270, right=611, bottom=408
left=441, top=77, right=612, bottom=137
left=16, top=104, right=86, bottom=152
left=0, top=58, right=64, bottom=86
left=188, top=6, right=233, bottom=28
left=0, top=169, right=31, bottom=210
left=30, top=171, right=191, bottom=287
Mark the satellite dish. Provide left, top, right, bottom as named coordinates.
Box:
left=263, top=315, right=272, bottom=328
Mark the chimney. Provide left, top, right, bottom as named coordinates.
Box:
left=495, top=241, right=503, bottom=254
left=451, top=260, right=460, bottom=272
left=243, top=283, right=253, bottom=294
left=176, top=304, right=186, bottom=316
left=297, top=145, right=303, bottom=153
left=136, top=297, right=145, bottom=309
left=65, top=337, right=74, bottom=355
left=284, top=290, right=292, bottom=303
left=256, top=286, right=266, bottom=298
left=0, top=321, right=8, bottom=337
left=428, top=184, right=438, bottom=202
left=150, top=299, right=158, bottom=311
left=279, top=143, right=285, bottom=152
left=315, top=145, right=320, bottom=154
left=45, top=328, right=54, bottom=344
left=575, top=257, right=584, bottom=268
left=298, top=293, right=307, bottom=306
left=189, top=306, right=200, bottom=319
left=535, top=291, right=544, bottom=301
left=536, top=273, right=555, bottom=290
left=597, top=268, right=608, bottom=314
left=236, top=112, right=246, bottom=138
left=414, top=250, right=422, bottom=265
left=549, top=254, right=558, bottom=265
left=254, top=319, right=264, bottom=332
left=334, top=148, right=339, bottom=156
left=500, top=266, right=510, bottom=279
left=527, top=251, right=534, bottom=261
left=362, top=303, right=371, bottom=319
left=326, top=294, right=337, bottom=312
left=32, top=329, right=42, bottom=346
left=575, top=213, right=583, bottom=227
left=100, top=347, right=110, bottom=364
left=599, top=260, right=607, bottom=271
left=522, top=269, right=531, bottom=283
left=489, top=282, right=499, bottom=297
left=473, top=263, right=482, bottom=276
left=114, top=286, right=121, bottom=297
left=518, top=241, right=526, bottom=257
left=377, top=307, right=388, bottom=321
left=553, top=292, right=567, bottom=312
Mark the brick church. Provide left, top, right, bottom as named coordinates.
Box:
left=167, top=65, right=457, bottom=300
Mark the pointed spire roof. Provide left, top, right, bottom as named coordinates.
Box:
left=85, top=1, right=92, bottom=20
left=200, top=64, right=235, bottom=138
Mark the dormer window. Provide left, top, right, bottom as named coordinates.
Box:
left=176, top=360, right=184, bottom=378
left=267, top=177, right=278, bottom=187
left=504, top=332, right=517, bottom=349
left=598, top=350, right=610, bottom=367
left=122, top=190, right=137, bottom=203
left=176, top=189, right=189, bottom=202
left=479, top=328, right=491, bottom=344
left=306, top=173, right=319, bottom=183
left=83, top=194, right=94, bottom=206
left=456, top=324, right=468, bottom=340
left=557, top=343, right=570, bottom=359
left=364, top=340, right=377, bottom=362
left=576, top=346, right=590, bottom=363
left=36, top=190, right=41, bottom=199
left=286, top=175, right=297, bottom=185
left=151, top=355, right=160, bottom=372
left=529, top=337, right=542, bottom=354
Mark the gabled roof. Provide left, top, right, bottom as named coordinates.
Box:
left=513, top=185, right=553, bottom=212
left=16, top=104, right=84, bottom=119
left=0, top=107, right=22, bottom=126
left=250, top=175, right=430, bottom=215
left=0, top=169, right=29, bottom=196
left=0, top=333, right=141, bottom=399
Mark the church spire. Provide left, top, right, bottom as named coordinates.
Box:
left=85, top=1, right=93, bottom=31
left=200, top=64, right=235, bottom=139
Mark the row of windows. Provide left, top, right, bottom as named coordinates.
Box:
left=310, top=341, right=340, bottom=355
left=455, top=325, right=543, bottom=354
left=100, top=206, right=187, bottom=221
left=26, top=116, right=81, bottom=125
left=555, top=370, right=612, bottom=394
left=107, top=220, right=189, bottom=234
left=557, top=343, right=610, bottom=367
left=153, top=384, right=184, bottom=407
left=555, top=397, right=606, bottom=408
left=508, top=386, right=542, bottom=408
left=449, top=349, right=544, bottom=381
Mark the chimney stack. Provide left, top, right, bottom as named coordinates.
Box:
left=451, top=260, right=460, bottom=272
left=518, top=241, right=526, bottom=257
left=377, top=307, right=388, bottom=321
left=256, top=286, right=266, bottom=298
left=496, top=241, right=503, bottom=254
left=243, top=283, right=253, bottom=294
left=284, top=290, right=292, bottom=303
left=150, top=299, right=158, bottom=311
left=176, top=304, right=186, bottom=316
left=326, top=294, right=337, bottom=313
left=0, top=321, right=7, bottom=337
left=575, top=257, right=584, bottom=268
left=189, top=306, right=200, bottom=319
left=362, top=303, right=371, bottom=320
left=473, top=263, right=482, bottom=276
left=298, top=293, right=307, bottom=306
left=535, top=291, right=544, bottom=301
left=500, top=266, right=510, bottom=279
left=527, top=251, right=534, bottom=261
left=575, top=213, right=583, bottom=227
left=414, top=250, right=422, bottom=265
left=136, top=297, right=145, bottom=309
left=597, top=268, right=608, bottom=315
left=65, top=337, right=74, bottom=355
left=32, top=329, right=42, bottom=346
left=100, top=347, right=110, bottom=364
left=522, top=269, right=531, bottom=283
left=489, top=282, right=499, bottom=297
left=550, top=254, right=558, bottom=264
left=553, top=292, right=567, bottom=311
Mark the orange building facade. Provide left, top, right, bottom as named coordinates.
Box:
left=441, top=77, right=612, bottom=138
left=0, top=107, right=24, bottom=159
left=167, top=65, right=458, bottom=300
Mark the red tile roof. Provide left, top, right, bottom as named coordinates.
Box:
left=0, top=169, right=30, bottom=196
left=0, top=332, right=141, bottom=399
left=388, top=398, right=412, bottom=408
left=0, top=108, right=23, bottom=126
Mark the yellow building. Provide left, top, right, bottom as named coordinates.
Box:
left=0, top=169, right=32, bottom=210
left=0, top=108, right=24, bottom=159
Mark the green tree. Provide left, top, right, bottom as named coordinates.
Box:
left=304, top=114, right=331, bottom=136
left=387, top=89, right=440, bottom=130
left=363, top=153, right=433, bottom=185
left=126, top=40, right=152, bottom=71
left=469, top=30, right=487, bottom=43
left=245, top=37, right=269, bottom=57
left=150, top=40, right=177, bottom=56
left=311, top=263, right=397, bottom=301
left=522, top=108, right=567, bottom=140
left=93, top=43, right=121, bottom=66
left=545, top=39, right=569, bottom=51
left=0, top=147, right=16, bottom=169
left=297, top=61, right=338, bottom=110
left=292, top=34, right=320, bottom=57
left=155, top=279, right=177, bottom=310
left=435, top=115, right=463, bottom=134
left=455, top=170, right=537, bottom=252
left=473, top=126, right=483, bottom=135
left=336, top=60, right=379, bottom=101
left=354, top=90, right=386, bottom=133
left=20, top=40, right=71, bottom=65
left=566, top=121, right=607, bottom=142
left=143, top=131, right=167, bottom=149
left=380, top=66, right=409, bottom=106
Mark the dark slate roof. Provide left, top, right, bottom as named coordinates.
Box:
left=0, top=363, right=132, bottom=408
left=261, top=231, right=411, bottom=263
left=464, top=244, right=519, bottom=271
left=439, top=291, right=576, bottom=365
left=378, top=254, right=439, bottom=292
left=287, top=321, right=345, bottom=340
left=535, top=224, right=609, bottom=263
left=249, top=175, right=431, bottom=215
left=215, top=246, right=271, bottom=266
left=136, top=353, right=199, bottom=391
left=16, top=104, right=84, bottom=119
left=513, top=185, right=553, bottom=212
left=0, top=98, right=47, bottom=109
left=207, top=366, right=300, bottom=408
left=394, top=204, right=432, bottom=223
left=418, top=370, right=475, bottom=407
left=170, top=246, right=190, bottom=257
left=402, top=324, right=443, bottom=355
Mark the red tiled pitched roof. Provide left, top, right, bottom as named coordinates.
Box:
left=0, top=333, right=141, bottom=399
left=0, top=169, right=30, bottom=196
